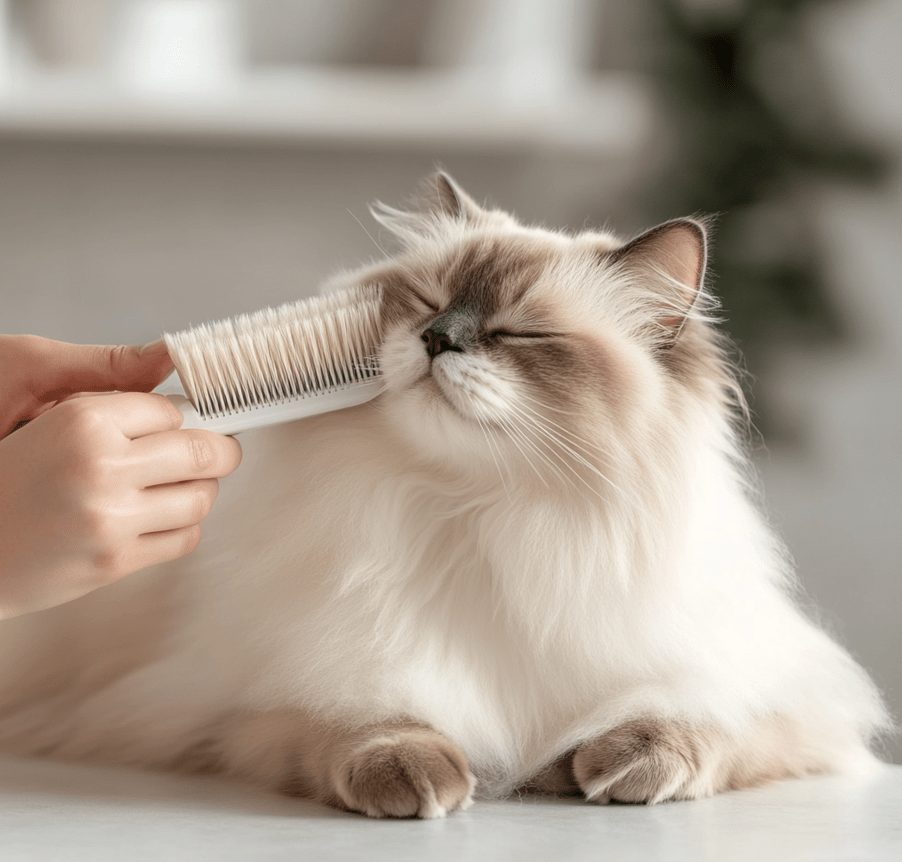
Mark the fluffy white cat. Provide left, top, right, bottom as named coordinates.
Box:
left=0, top=173, right=888, bottom=818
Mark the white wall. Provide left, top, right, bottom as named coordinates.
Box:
left=759, top=0, right=902, bottom=762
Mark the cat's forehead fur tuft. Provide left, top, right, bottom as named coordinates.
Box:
left=434, top=235, right=556, bottom=315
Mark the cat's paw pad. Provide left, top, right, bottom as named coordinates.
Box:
left=335, top=730, right=476, bottom=819
left=573, top=719, right=711, bottom=805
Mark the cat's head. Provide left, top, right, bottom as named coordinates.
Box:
left=371, top=172, right=726, bottom=499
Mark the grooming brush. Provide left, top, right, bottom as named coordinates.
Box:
left=160, top=284, right=383, bottom=434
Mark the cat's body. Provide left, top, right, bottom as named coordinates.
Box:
left=0, top=175, right=888, bottom=816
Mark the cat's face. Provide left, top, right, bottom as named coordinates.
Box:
left=374, top=174, right=710, bottom=496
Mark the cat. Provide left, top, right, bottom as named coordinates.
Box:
left=0, top=172, right=889, bottom=818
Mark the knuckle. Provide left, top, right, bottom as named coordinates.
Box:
left=91, top=545, right=129, bottom=584
left=78, top=502, right=119, bottom=551
left=133, top=390, right=183, bottom=430
left=61, top=397, right=108, bottom=437
left=106, top=344, right=130, bottom=373
left=184, top=431, right=217, bottom=473
left=154, top=392, right=185, bottom=429
left=60, top=441, right=119, bottom=495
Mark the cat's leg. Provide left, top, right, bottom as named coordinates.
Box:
left=571, top=715, right=815, bottom=804
left=222, top=710, right=476, bottom=819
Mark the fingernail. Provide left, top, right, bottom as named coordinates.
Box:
left=138, top=339, right=168, bottom=357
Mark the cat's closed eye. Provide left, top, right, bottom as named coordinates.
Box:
left=486, top=330, right=557, bottom=341
left=409, top=290, right=441, bottom=313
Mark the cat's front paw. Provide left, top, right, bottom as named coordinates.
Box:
left=334, top=729, right=476, bottom=819
left=573, top=719, right=718, bottom=805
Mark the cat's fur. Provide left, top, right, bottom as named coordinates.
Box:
left=0, top=173, right=889, bottom=817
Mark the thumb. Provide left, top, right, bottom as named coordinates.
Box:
left=34, top=338, right=175, bottom=402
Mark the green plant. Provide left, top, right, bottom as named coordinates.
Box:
left=640, top=0, right=887, bottom=363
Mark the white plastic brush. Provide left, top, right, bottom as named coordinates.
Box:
left=161, top=284, right=383, bottom=434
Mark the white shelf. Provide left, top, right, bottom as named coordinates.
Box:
left=0, top=68, right=651, bottom=152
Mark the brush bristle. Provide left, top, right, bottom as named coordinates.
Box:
left=164, top=284, right=383, bottom=420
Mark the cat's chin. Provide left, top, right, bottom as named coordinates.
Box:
left=418, top=370, right=481, bottom=425
left=382, top=382, right=505, bottom=479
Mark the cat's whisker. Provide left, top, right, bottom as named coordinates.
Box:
left=347, top=208, right=387, bottom=256
left=522, top=418, right=624, bottom=493
left=451, top=382, right=544, bottom=498
left=508, top=392, right=610, bottom=470
left=514, top=390, right=584, bottom=418
left=505, top=399, right=600, bottom=468
left=497, top=407, right=587, bottom=497
left=530, top=422, right=637, bottom=509
left=471, top=405, right=513, bottom=502
left=515, top=393, right=621, bottom=462
left=513, top=426, right=570, bottom=492
left=504, top=411, right=604, bottom=503
left=516, top=404, right=609, bottom=466
left=467, top=394, right=559, bottom=491
left=504, top=401, right=637, bottom=509
left=511, top=398, right=634, bottom=490
left=495, top=413, right=554, bottom=490
left=454, top=383, right=594, bottom=496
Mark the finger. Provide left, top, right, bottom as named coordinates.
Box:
left=126, top=524, right=204, bottom=574
left=129, top=427, right=243, bottom=486
left=134, top=479, right=219, bottom=534
left=56, top=390, right=118, bottom=403
left=0, top=401, right=53, bottom=439
left=29, top=338, right=175, bottom=402
left=56, top=391, right=185, bottom=440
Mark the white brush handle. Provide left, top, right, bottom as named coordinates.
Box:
left=164, top=381, right=382, bottom=435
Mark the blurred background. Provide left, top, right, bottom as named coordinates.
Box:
left=0, top=0, right=898, bottom=761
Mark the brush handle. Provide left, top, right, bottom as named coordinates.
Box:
left=164, top=381, right=382, bottom=435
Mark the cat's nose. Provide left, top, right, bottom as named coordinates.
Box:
left=421, top=328, right=462, bottom=359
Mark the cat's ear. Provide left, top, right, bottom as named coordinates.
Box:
left=417, top=171, right=484, bottom=222
left=370, top=172, right=483, bottom=247
left=608, top=218, right=708, bottom=344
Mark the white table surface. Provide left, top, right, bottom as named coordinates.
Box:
left=0, top=754, right=899, bottom=861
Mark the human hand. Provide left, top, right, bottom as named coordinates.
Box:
left=0, top=336, right=242, bottom=618
left=0, top=334, right=176, bottom=438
